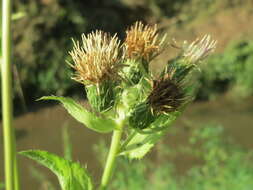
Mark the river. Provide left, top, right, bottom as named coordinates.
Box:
left=0, top=96, right=253, bottom=189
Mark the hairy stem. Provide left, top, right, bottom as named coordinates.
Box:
left=99, top=118, right=125, bottom=190
left=1, top=0, right=20, bottom=189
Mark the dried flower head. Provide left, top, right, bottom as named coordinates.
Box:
left=124, top=21, right=166, bottom=61
left=182, top=35, right=217, bottom=63
left=69, top=31, right=122, bottom=85
left=147, top=73, right=186, bottom=114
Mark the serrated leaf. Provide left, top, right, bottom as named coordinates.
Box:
left=39, top=96, right=117, bottom=133
left=121, top=113, right=178, bottom=159
left=20, top=150, right=92, bottom=190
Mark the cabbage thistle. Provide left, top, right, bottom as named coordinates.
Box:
left=69, top=31, right=123, bottom=112
left=21, top=21, right=216, bottom=190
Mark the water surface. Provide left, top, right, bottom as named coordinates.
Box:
left=0, top=97, right=252, bottom=189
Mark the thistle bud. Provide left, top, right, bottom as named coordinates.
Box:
left=121, top=59, right=143, bottom=85
left=69, top=31, right=122, bottom=112
left=129, top=102, right=156, bottom=129
left=121, top=85, right=140, bottom=109
left=168, top=35, right=217, bottom=81
left=85, top=82, right=116, bottom=112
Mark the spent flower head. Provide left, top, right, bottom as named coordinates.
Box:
left=147, top=73, right=186, bottom=115
left=181, top=35, right=217, bottom=63
left=124, top=21, right=166, bottom=61
left=69, top=31, right=122, bottom=85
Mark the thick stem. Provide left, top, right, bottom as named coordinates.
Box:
left=99, top=119, right=125, bottom=190
left=2, top=0, right=20, bottom=189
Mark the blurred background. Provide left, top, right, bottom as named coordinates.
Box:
left=1, top=0, right=253, bottom=189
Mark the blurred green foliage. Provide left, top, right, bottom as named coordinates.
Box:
left=110, top=124, right=253, bottom=190
left=0, top=183, right=4, bottom=189
left=149, top=0, right=250, bottom=21
left=13, top=1, right=85, bottom=100
left=196, top=40, right=253, bottom=100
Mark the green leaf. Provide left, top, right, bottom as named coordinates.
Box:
left=11, top=12, right=26, bottom=20
left=20, top=150, right=93, bottom=190
left=39, top=96, right=117, bottom=133
left=121, top=113, right=178, bottom=159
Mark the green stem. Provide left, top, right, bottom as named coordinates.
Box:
left=1, top=0, right=20, bottom=189
left=13, top=142, right=20, bottom=190
left=99, top=119, right=125, bottom=190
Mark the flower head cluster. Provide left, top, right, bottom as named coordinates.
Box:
left=124, top=21, right=166, bottom=61
left=69, top=22, right=216, bottom=121
left=69, top=31, right=122, bottom=85
left=182, top=35, right=217, bottom=64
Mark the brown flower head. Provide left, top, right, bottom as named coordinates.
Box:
left=124, top=21, right=166, bottom=61
left=147, top=72, right=186, bottom=114
left=69, top=31, right=122, bottom=85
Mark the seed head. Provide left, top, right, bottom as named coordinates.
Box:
left=182, top=35, right=217, bottom=63
left=124, top=21, right=166, bottom=61
left=69, top=31, right=122, bottom=85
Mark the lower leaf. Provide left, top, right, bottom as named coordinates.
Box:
left=39, top=96, right=117, bottom=133
left=20, top=150, right=93, bottom=190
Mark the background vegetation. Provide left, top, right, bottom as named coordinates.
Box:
left=7, top=0, right=253, bottom=108
left=109, top=124, right=253, bottom=190
left=196, top=40, right=253, bottom=100
left=1, top=0, right=253, bottom=189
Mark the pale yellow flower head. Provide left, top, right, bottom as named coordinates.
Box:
left=69, top=31, right=121, bottom=85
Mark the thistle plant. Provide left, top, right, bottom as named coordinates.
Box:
left=20, top=21, right=216, bottom=190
